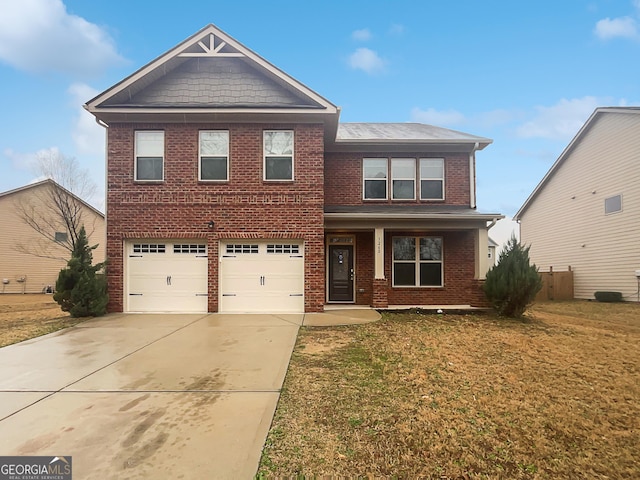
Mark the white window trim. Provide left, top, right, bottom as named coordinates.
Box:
left=263, top=130, right=294, bottom=181
left=391, top=158, right=416, bottom=201
left=199, top=130, right=229, bottom=182
left=392, top=236, right=444, bottom=288
left=419, top=158, right=445, bottom=201
left=363, top=158, right=389, bottom=201
left=134, top=130, right=165, bottom=182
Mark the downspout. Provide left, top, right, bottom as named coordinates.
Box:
left=470, top=142, right=478, bottom=209
left=95, top=117, right=109, bottom=262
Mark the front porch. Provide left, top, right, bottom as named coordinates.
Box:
left=324, top=205, right=503, bottom=309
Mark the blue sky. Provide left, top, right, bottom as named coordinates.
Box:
left=1, top=0, right=640, bottom=245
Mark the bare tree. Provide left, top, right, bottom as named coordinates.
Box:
left=14, top=150, right=100, bottom=260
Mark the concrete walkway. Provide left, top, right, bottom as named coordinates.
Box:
left=0, top=310, right=379, bottom=479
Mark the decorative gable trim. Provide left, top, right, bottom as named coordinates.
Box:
left=177, top=32, right=244, bottom=58
left=85, top=24, right=338, bottom=120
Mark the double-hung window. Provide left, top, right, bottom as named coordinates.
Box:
left=420, top=158, right=444, bottom=200
left=392, top=236, right=443, bottom=287
left=264, top=130, right=294, bottom=181
left=135, top=131, right=164, bottom=181
left=363, top=158, right=388, bottom=200
left=199, top=130, right=229, bottom=181
left=391, top=158, right=416, bottom=200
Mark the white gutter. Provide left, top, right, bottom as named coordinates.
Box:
left=470, top=142, right=478, bottom=209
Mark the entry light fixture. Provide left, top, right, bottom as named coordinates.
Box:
left=207, top=220, right=215, bottom=229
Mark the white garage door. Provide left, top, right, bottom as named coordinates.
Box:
left=219, top=241, right=304, bottom=313
left=126, top=241, right=208, bottom=313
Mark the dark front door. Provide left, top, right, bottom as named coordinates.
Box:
left=329, top=245, right=354, bottom=302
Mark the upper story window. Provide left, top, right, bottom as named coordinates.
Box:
left=420, top=158, right=444, bottom=200
left=135, top=131, right=164, bottom=181
left=604, top=194, right=622, bottom=215
left=264, top=130, right=294, bottom=181
left=363, top=158, right=388, bottom=200
left=391, top=158, right=416, bottom=200
left=199, top=131, right=229, bottom=181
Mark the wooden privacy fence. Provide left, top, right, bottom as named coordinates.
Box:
left=537, top=266, right=574, bottom=301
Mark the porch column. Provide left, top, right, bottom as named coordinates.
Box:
left=374, top=227, right=385, bottom=279
left=373, top=227, right=388, bottom=308
left=475, top=228, right=489, bottom=279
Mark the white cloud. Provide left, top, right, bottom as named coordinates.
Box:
left=68, top=83, right=105, bottom=155
left=410, top=107, right=466, bottom=127
left=594, top=16, right=639, bottom=40
left=0, top=0, right=125, bottom=76
left=352, top=29, right=372, bottom=41
left=348, top=47, right=385, bottom=74
left=3, top=146, right=60, bottom=171
left=515, top=97, right=605, bottom=140
left=389, top=24, right=405, bottom=36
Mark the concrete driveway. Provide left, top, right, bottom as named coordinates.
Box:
left=0, top=313, right=302, bottom=479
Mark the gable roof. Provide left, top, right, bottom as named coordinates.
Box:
left=514, top=107, right=640, bottom=221
left=329, top=122, right=492, bottom=152
left=85, top=24, right=339, bottom=130
left=0, top=179, right=104, bottom=218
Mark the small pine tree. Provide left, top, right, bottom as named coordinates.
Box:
left=483, top=234, right=542, bottom=318
left=53, top=226, right=108, bottom=317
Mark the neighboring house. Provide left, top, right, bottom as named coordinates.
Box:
left=85, top=24, right=503, bottom=314
left=488, top=237, right=498, bottom=266
left=0, top=179, right=105, bottom=294
left=515, top=107, right=640, bottom=301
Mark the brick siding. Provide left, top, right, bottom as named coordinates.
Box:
left=106, top=123, right=325, bottom=313
left=324, top=152, right=471, bottom=206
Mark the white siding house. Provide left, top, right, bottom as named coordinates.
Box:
left=514, top=107, right=640, bottom=301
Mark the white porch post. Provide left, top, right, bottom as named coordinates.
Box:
left=374, top=227, right=385, bottom=279
left=475, top=228, right=489, bottom=279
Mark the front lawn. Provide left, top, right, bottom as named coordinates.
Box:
left=258, top=301, right=640, bottom=478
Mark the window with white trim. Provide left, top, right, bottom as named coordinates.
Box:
left=135, top=131, right=164, bottom=181
left=199, top=131, right=229, bottom=181
left=391, top=158, right=416, bottom=200
left=363, top=158, right=388, bottom=200
left=264, top=130, right=294, bottom=180
left=420, top=158, right=444, bottom=200
left=392, top=236, right=443, bottom=287
left=604, top=194, right=622, bottom=214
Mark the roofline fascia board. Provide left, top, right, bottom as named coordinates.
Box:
left=86, top=24, right=338, bottom=114
left=332, top=138, right=492, bottom=147
left=324, top=212, right=504, bottom=221
left=326, top=142, right=489, bottom=154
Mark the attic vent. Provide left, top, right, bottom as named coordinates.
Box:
left=605, top=194, right=622, bottom=215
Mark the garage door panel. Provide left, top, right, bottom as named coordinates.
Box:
left=219, top=241, right=304, bottom=313
left=126, top=241, right=208, bottom=313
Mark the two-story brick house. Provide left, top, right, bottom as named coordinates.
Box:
left=85, top=24, right=502, bottom=314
